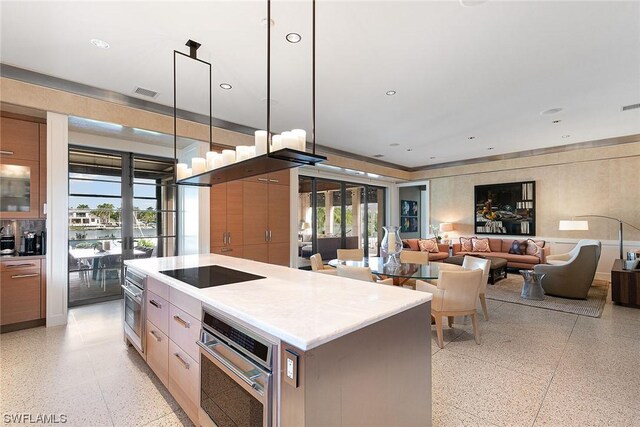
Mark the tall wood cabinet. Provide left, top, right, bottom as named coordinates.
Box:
left=210, top=169, right=290, bottom=266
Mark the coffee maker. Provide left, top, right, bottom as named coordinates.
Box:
left=0, top=226, right=16, bottom=255
left=23, top=231, right=37, bottom=255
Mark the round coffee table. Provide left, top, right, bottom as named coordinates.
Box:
left=444, top=255, right=507, bottom=284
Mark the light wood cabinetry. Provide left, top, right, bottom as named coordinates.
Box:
left=210, top=172, right=291, bottom=266
left=0, top=117, right=46, bottom=219
left=0, top=259, right=42, bottom=325
left=144, top=280, right=200, bottom=425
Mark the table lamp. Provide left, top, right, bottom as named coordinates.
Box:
left=439, top=223, right=454, bottom=243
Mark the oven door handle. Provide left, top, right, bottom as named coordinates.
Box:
left=197, top=340, right=265, bottom=395
left=122, top=283, right=143, bottom=304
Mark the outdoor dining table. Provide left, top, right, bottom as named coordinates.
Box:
left=328, top=256, right=443, bottom=287
left=69, top=248, right=145, bottom=280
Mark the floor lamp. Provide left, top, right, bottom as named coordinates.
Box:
left=559, top=215, right=640, bottom=260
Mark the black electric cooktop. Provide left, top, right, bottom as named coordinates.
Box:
left=160, top=265, right=265, bottom=289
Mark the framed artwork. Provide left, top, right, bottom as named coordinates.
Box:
left=401, top=200, right=418, bottom=217
left=474, top=181, right=535, bottom=235
left=401, top=217, right=418, bottom=233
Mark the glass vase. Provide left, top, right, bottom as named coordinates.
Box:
left=381, top=226, right=402, bottom=264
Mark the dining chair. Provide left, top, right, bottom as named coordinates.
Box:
left=310, top=253, right=337, bottom=275
left=416, top=269, right=483, bottom=349
left=397, top=251, right=430, bottom=289
left=336, top=265, right=394, bottom=285
left=336, top=248, right=364, bottom=261
left=461, top=256, right=491, bottom=320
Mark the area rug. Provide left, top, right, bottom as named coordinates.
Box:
left=485, top=275, right=609, bottom=318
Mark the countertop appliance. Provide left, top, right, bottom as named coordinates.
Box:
left=122, top=267, right=146, bottom=358
left=160, top=265, right=264, bottom=289
left=198, top=308, right=275, bottom=427
left=23, top=231, right=36, bottom=255
left=1, top=226, right=15, bottom=255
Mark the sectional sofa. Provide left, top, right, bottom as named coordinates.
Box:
left=452, top=238, right=550, bottom=269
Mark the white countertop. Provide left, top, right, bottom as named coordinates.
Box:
left=125, top=254, right=431, bottom=350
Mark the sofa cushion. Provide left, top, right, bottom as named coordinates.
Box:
left=460, top=237, right=474, bottom=252
left=419, top=238, right=440, bottom=253
left=494, top=252, right=541, bottom=264
left=472, top=238, right=492, bottom=252
left=428, top=252, right=449, bottom=261
left=508, top=240, right=528, bottom=255
left=488, top=238, right=502, bottom=252
left=403, top=239, right=420, bottom=251
left=526, top=239, right=545, bottom=257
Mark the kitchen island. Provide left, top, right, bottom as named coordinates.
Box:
left=125, top=254, right=432, bottom=426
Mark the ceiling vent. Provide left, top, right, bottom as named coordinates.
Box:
left=133, top=86, right=159, bottom=98
left=621, top=103, right=640, bottom=112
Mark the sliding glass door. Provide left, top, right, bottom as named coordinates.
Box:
left=298, top=176, right=385, bottom=267
left=68, top=147, right=176, bottom=306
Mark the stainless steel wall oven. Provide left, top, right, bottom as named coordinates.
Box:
left=122, top=267, right=146, bottom=356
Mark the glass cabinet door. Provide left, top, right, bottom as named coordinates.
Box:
left=0, top=159, right=40, bottom=219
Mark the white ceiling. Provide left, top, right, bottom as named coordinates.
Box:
left=1, top=1, right=639, bottom=168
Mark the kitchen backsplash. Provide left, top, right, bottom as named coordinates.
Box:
left=1, top=219, right=46, bottom=237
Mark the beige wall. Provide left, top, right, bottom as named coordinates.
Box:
left=425, top=140, right=640, bottom=277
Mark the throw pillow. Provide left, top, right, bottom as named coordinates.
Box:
left=418, top=238, right=440, bottom=253
left=472, top=238, right=492, bottom=252
left=526, top=239, right=544, bottom=257
left=460, top=237, right=474, bottom=252
left=508, top=240, right=527, bottom=255
left=402, top=239, right=411, bottom=249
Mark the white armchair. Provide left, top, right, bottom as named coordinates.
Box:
left=310, top=253, right=337, bottom=275
left=416, top=269, right=483, bottom=349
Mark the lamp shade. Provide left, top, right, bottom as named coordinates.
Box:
left=439, top=222, right=454, bottom=232
left=559, top=220, right=589, bottom=231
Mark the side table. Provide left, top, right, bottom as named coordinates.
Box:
left=611, top=259, right=640, bottom=308
left=520, top=270, right=545, bottom=300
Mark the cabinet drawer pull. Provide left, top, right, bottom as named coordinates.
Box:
left=0, top=150, right=14, bottom=155
left=269, top=179, right=279, bottom=183
left=11, top=273, right=39, bottom=279
left=174, top=353, right=190, bottom=370
left=150, top=330, right=162, bottom=342
left=5, top=263, right=36, bottom=268
left=257, top=178, right=269, bottom=182
left=221, top=248, right=232, bottom=253
left=173, top=315, right=191, bottom=328
left=223, top=232, right=227, bottom=245
left=149, top=299, right=162, bottom=309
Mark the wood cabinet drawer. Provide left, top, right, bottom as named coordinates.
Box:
left=0, top=259, right=41, bottom=273
left=146, top=291, right=169, bottom=335
left=0, top=269, right=41, bottom=325
left=147, top=276, right=169, bottom=300
left=169, top=287, right=201, bottom=320
left=169, top=304, right=201, bottom=362
left=168, top=339, right=200, bottom=424
left=0, top=117, right=40, bottom=161
left=146, top=320, right=168, bottom=387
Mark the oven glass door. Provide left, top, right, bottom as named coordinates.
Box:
left=123, top=286, right=142, bottom=338
left=201, top=352, right=265, bottom=427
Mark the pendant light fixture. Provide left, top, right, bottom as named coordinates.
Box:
left=174, top=0, right=325, bottom=187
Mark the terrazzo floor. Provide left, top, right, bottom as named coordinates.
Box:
left=1, top=293, right=639, bottom=426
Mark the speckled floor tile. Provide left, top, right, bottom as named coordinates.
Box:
left=446, top=322, right=568, bottom=381
left=433, top=401, right=497, bottom=427
left=570, top=314, right=640, bottom=342
left=432, top=349, right=548, bottom=427
left=534, top=381, right=640, bottom=426
left=98, top=368, right=179, bottom=427
left=143, top=409, right=194, bottom=427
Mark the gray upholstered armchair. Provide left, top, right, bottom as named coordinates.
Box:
left=533, top=240, right=601, bottom=299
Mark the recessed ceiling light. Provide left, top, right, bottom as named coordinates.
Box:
left=541, top=107, right=563, bottom=115
left=562, top=135, right=571, bottom=138
left=386, top=90, right=397, bottom=96
left=389, top=143, right=399, bottom=147
left=552, top=120, right=562, bottom=124
left=468, top=136, right=476, bottom=140
left=429, top=156, right=436, bottom=160
left=261, top=18, right=275, bottom=26
left=220, top=83, right=232, bottom=90
left=286, top=33, right=301, bottom=43
left=90, top=38, right=110, bottom=49
left=487, top=147, right=494, bottom=150
left=406, top=148, right=413, bottom=152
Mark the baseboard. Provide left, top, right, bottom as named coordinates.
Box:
left=1, top=318, right=46, bottom=334
left=595, top=271, right=611, bottom=282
